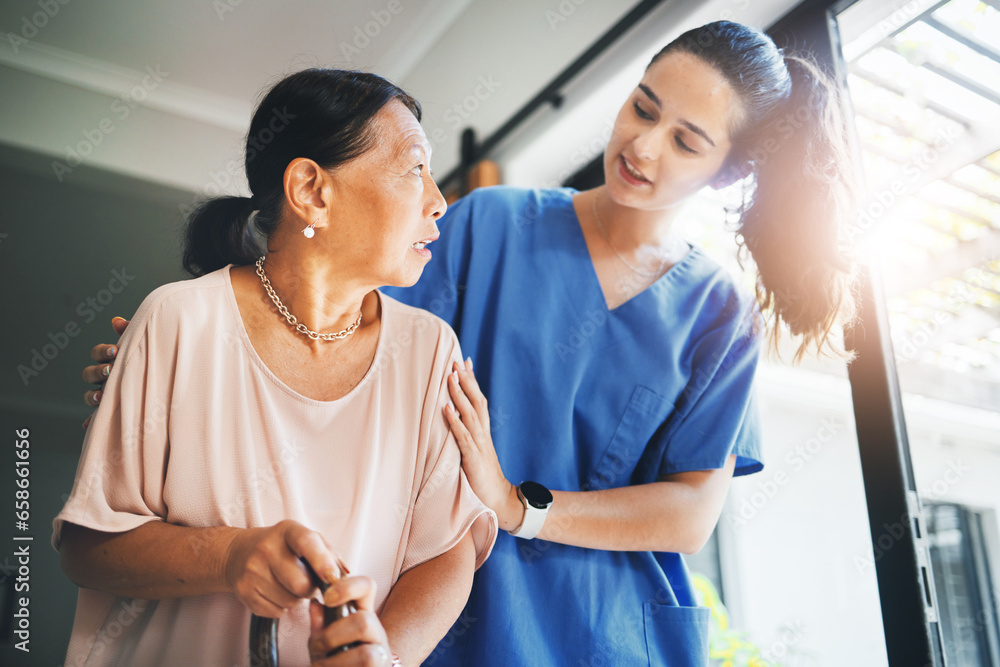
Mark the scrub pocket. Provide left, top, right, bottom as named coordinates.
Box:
left=642, top=603, right=711, bottom=667
left=582, top=385, right=672, bottom=491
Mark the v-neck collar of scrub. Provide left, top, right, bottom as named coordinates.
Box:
left=561, top=188, right=699, bottom=314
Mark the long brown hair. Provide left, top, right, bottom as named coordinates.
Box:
left=652, top=22, right=858, bottom=360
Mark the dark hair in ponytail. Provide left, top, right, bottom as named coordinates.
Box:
left=182, top=69, right=421, bottom=277
left=651, top=22, right=858, bottom=360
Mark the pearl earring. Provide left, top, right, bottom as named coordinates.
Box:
left=303, top=221, right=317, bottom=239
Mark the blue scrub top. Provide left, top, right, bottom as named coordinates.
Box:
left=381, top=186, right=763, bottom=666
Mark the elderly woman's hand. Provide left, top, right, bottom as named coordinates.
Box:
left=445, top=359, right=523, bottom=532
left=308, top=576, right=393, bottom=666
left=224, top=519, right=344, bottom=618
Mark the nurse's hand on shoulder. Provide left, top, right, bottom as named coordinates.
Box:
left=81, top=316, right=130, bottom=429
left=308, top=575, right=392, bottom=666
left=445, top=359, right=522, bottom=531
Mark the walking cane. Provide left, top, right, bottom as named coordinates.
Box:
left=249, top=558, right=358, bottom=666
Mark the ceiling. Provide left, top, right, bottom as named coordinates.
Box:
left=0, top=0, right=644, bottom=192
left=0, top=0, right=475, bottom=100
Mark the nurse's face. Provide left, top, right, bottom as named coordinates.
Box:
left=603, top=50, right=741, bottom=212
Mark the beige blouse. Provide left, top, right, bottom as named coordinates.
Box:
left=52, top=266, right=496, bottom=666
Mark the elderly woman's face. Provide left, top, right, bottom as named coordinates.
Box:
left=325, top=100, right=446, bottom=287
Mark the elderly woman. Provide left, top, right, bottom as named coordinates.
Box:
left=55, top=69, right=496, bottom=666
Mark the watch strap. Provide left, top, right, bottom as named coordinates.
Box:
left=509, top=486, right=549, bottom=539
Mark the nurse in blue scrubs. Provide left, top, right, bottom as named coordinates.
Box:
left=83, top=21, right=856, bottom=666
left=382, top=22, right=857, bottom=666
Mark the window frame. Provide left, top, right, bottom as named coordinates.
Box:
left=771, top=0, right=949, bottom=664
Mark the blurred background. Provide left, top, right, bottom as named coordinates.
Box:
left=0, top=1, right=997, bottom=665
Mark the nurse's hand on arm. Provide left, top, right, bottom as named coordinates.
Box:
left=445, top=360, right=736, bottom=554
left=81, top=316, right=130, bottom=429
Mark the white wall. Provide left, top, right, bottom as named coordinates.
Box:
left=720, top=364, right=1000, bottom=666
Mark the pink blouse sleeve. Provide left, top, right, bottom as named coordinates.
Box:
left=52, top=289, right=177, bottom=550
left=401, top=325, right=497, bottom=574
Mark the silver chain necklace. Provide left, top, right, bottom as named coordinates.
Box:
left=591, top=194, right=668, bottom=278
left=255, top=256, right=362, bottom=341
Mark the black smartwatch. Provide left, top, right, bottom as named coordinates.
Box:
left=509, top=481, right=553, bottom=539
